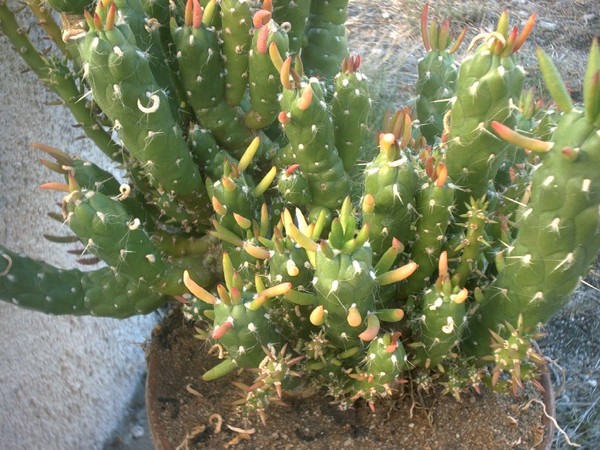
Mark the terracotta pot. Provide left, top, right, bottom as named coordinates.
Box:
left=146, top=312, right=556, bottom=450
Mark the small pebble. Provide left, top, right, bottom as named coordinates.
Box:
left=539, top=20, right=558, bottom=31
left=587, top=378, right=597, bottom=388
left=583, top=13, right=596, bottom=22
left=131, top=425, right=144, bottom=439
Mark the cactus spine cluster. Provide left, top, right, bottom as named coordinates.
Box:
left=1, top=0, right=598, bottom=413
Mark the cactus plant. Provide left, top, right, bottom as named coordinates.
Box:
left=1, top=0, right=598, bottom=422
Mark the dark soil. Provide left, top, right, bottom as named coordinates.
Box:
left=145, top=310, right=551, bottom=450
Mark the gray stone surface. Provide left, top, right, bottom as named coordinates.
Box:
left=0, top=7, right=157, bottom=449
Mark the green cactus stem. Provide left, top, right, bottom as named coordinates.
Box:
left=277, top=64, right=351, bottom=211
left=171, top=0, right=263, bottom=160
left=349, top=332, right=409, bottom=408
left=331, top=55, right=371, bottom=173
left=219, top=0, right=252, bottom=107
left=301, top=0, right=349, bottom=82
left=80, top=2, right=210, bottom=225
left=183, top=253, right=291, bottom=380
left=0, top=245, right=168, bottom=317
left=416, top=2, right=466, bottom=144
left=412, top=251, right=468, bottom=369
left=35, top=143, right=158, bottom=228
left=112, top=0, right=182, bottom=121
left=271, top=0, right=311, bottom=55
left=361, top=110, right=420, bottom=260
left=464, top=41, right=600, bottom=357
left=244, top=7, right=290, bottom=129
left=400, top=160, right=455, bottom=297
left=445, top=13, right=535, bottom=214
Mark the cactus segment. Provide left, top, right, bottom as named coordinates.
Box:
left=416, top=4, right=466, bottom=143
left=79, top=5, right=209, bottom=223
left=182, top=254, right=288, bottom=379
left=219, top=0, right=252, bottom=106
left=112, top=0, right=181, bottom=121
left=171, top=2, right=255, bottom=157
left=400, top=163, right=455, bottom=297
left=271, top=0, right=311, bottom=54
left=466, top=108, right=600, bottom=355
left=301, top=0, right=349, bottom=82
left=245, top=10, right=290, bottom=129
left=0, top=245, right=167, bottom=317
left=34, top=144, right=157, bottom=227
left=349, top=333, right=409, bottom=405
left=278, top=77, right=351, bottom=210
left=362, top=112, right=419, bottom=259
left=465, top=45, right=600, bottom=357
left=332, top=55, right=371, bottom=172
left=64, top=186, right=168, bottom=284
left=187, top=124, right=235, bottom=179
left=413, top=253, right=468, bottom=369
left=445, top=14, right=533, bottom=213
left=452, top=198, right=491, bottom=288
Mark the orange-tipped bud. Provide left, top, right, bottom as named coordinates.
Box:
left=192, top=0, right=203, bottom=29
left=435, top=162, right=448, bottom=187
left=253, top=9, right=271, bottom=28
left=280, top=56, right=293, bottom=90
left=234, top=213, right=252, bottom=230
left=347, top=306, right=362, bottom=327
left=278, top=111, right=290, bottom=124
left=211, top=196, right=227, bottom=216
left=105, top=2, right=116, bottom=30
left=297, top=85, right=313, bottom=111
left=449, top=27, right=467, bottom=54
left=310, top=305, right=326, bottom=326
left=260, top=282, right=292, bottom=299
left=420, top=2, right=431, bottom=51
left=243, top=241, right=270, bottom=259
left=438, top=251, right=449, bottom=279
left=256, top=24, right=270, bottom=54
left=221, top=175, right=237, bottom=192
left=512, top=14, right=536, bottom=53
left=286, top=163, right=300, bottom=175
left=184, top=0, right=193, bottom=27
left=216, top=283, right=231, bottom=305
left=491, top=121, right=553, bottom=153
left=40, top=182, right=70, bottom=192
left=230, top=286, right=242, bottom=305
left=451, top=287, right=469, bottom=304
left=183, top=270, right=217, bottom=304
left=262, top=0, right=273, bottom=13
left=212, top=320, right=233, bottom=339
left=377, top=262, right=419, bottom=286
left=93, top=12, right=102, bottom=30
left=386, top=331, right=402, bottom=353
left=358, top=314, right=380, bottom=341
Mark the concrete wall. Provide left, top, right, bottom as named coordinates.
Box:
left=0, top=7, right=157, bottom=449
